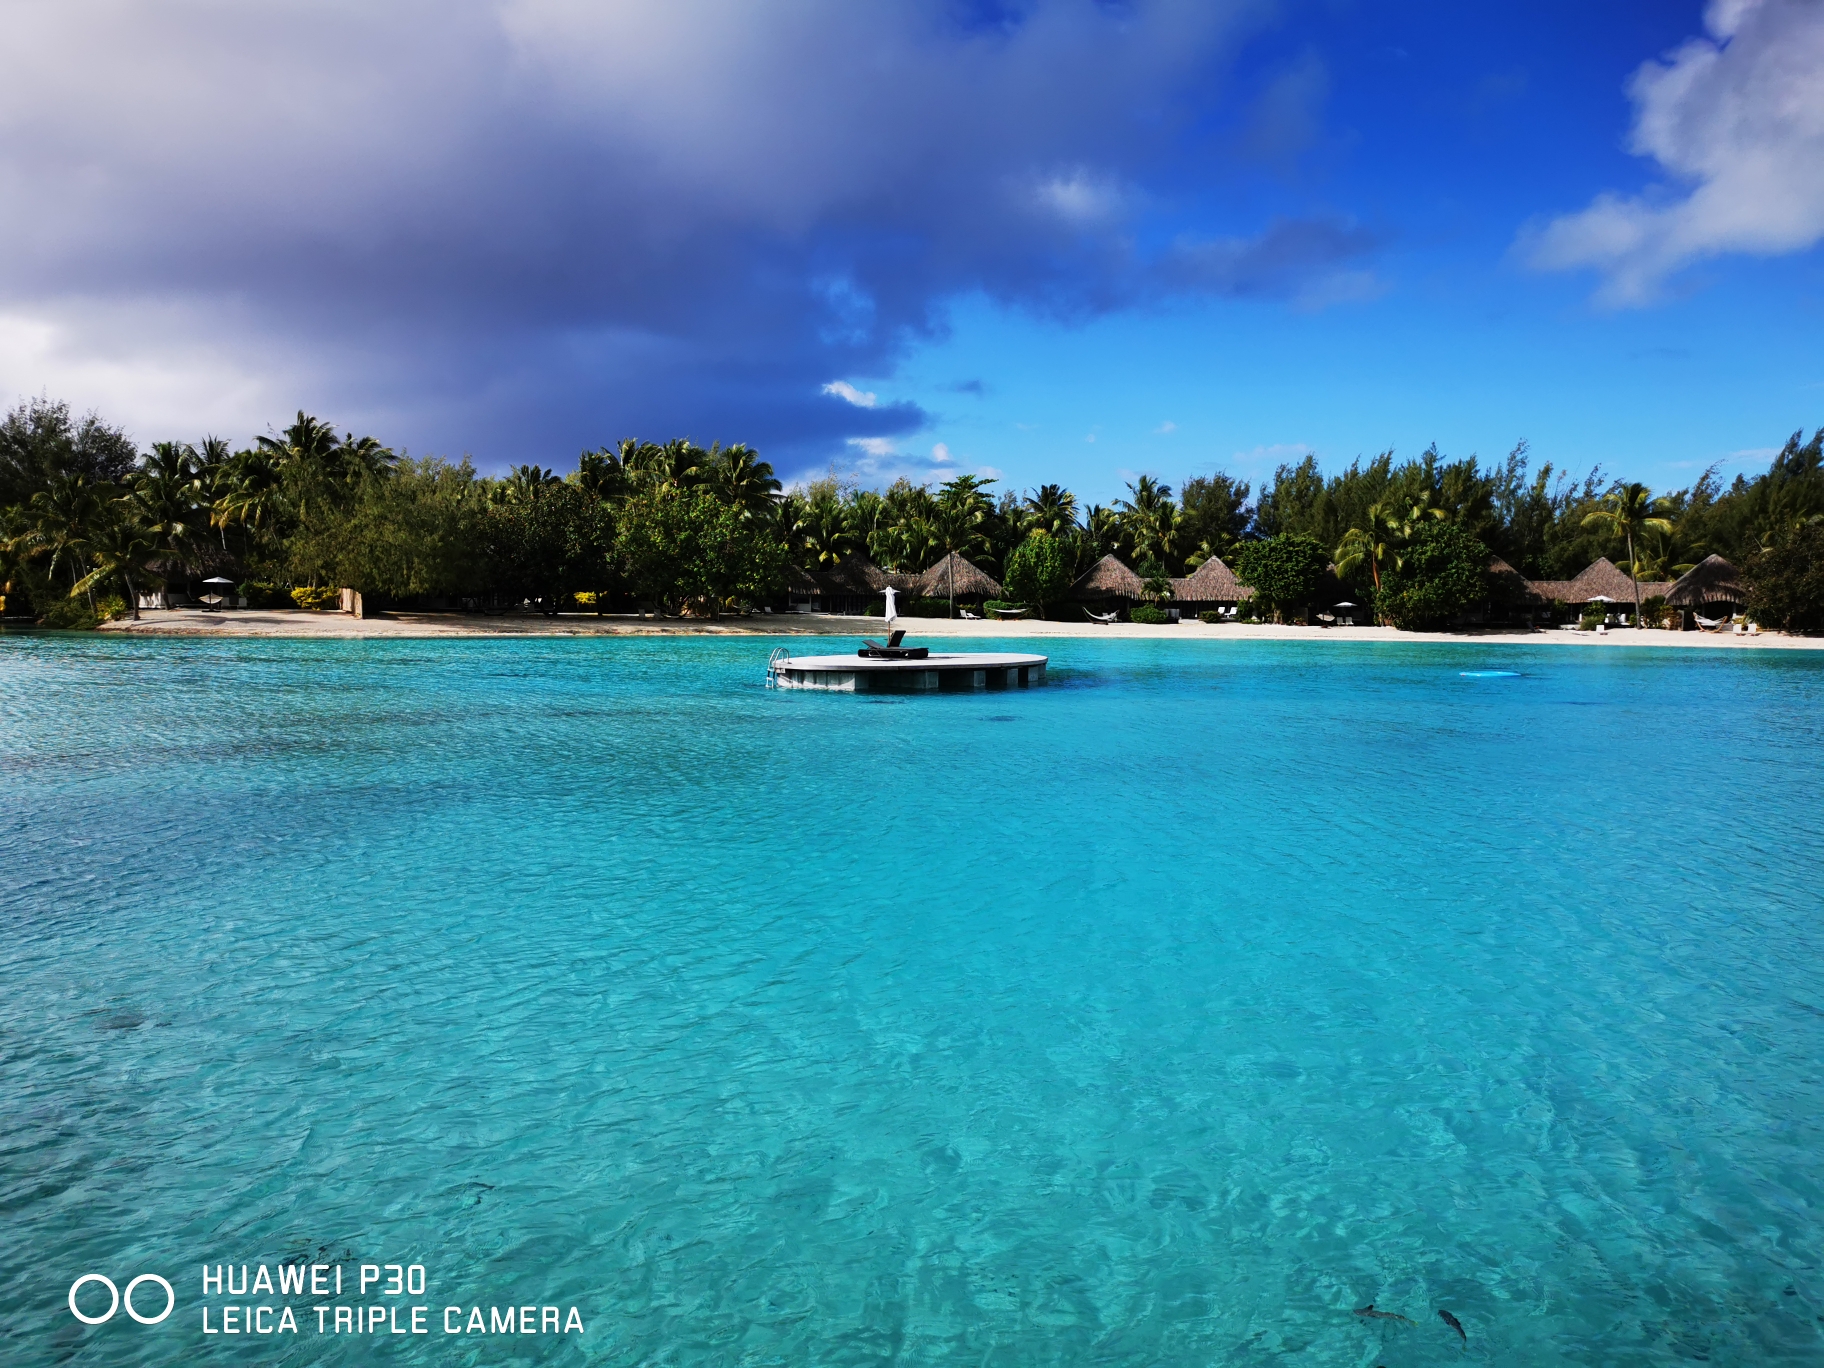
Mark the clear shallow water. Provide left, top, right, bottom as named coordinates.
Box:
left=2, top=633, right=1822, bottom=1367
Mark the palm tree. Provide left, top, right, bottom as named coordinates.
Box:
left=799, top=495, right=856, bottom=568
left=1334, top=500, right=1399, bottom=592
left=213, top=447, right=286, bottom=548
left=500, top=465, right=561, bottom=503
left=928, top=506, right=991, bottom=619
left=1582, top=483, right=1674, bottom=626
left=70, top=506, right=161, bottom=620
left=27, top=474, right=106, bottom=601
left=1024, top=484, right=1079, bottom=537
left=705, top=444, right=781, bottom=516
left=1117, top=476, right=1176, bottom=565
left=576, top=445, right=630, bottom=502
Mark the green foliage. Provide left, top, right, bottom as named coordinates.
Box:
left=1744, top=522, right=1824, bottom=631
left=1002, top=531, right=1072, bottom=615
left=1197, top=609, right=1225, bottom=623
left=38, top=596, right=99, bottom=629
left=1374, top=522, right=1491, bottom=630
left=1232, top=534, right=1329, bottom=621
left=238, top=581, right=291, bottom=609
left=485, top=478, right=612, bottom=607
left=1136, top=559, right=1173, bottom=604
left=1129, top=603, right=1171, bottom=624
left=290, top=585, right=339, bottom=610
left=615, top=486, right=788, bottom=615
left=287, top=458, right=493, bottom=601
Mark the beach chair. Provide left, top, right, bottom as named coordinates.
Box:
left=858, top=629, right=926, bottom=659
left=960, top=608, right=981, bottom=620
left=1087, top=610, right=1117, bottom=624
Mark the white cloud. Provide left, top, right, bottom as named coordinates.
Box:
left=1084, top=432, right=1097, bottom=443
left=1154, top=420, right=1177, bottom=434
left=847, top=436, right=895, bottom=457
left=822, top=380, right=878, bottom=408
left=1523, top=0, right=1824, bottom=305
left=1032, top=168, right=1125, bottom=226
left=930, top=442, right=953, bottom=464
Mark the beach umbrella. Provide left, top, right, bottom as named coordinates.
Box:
left=884, top=585, right=898, bottom=624
left=1334, top=601, right=1356, bottom=608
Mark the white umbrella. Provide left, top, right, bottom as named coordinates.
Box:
left=1334, top=601, right=1357, bottom=608
left=1586, top=594, right=1615, bottom=602
left=203, top=577, right=233, bottom=585
left=883, top=585, right=898, bottom=625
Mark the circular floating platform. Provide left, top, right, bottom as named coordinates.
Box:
left=771, top=651, right=1048, bottom=692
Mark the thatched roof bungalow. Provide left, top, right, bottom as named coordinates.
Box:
left=1071, top=554, right=1147, bottom=601
left=1171, top=555, right=1253, bottom=606
left=916, top=552, right=1002, bottom=601
left=1666, top=554, right=1744, bottom=609
left=1525, top=557, right=1675, bottom=608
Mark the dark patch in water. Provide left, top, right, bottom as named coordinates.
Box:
left=985, top=715, right=1017, bottom=722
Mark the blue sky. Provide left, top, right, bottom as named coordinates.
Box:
left=1, top=1, right=1820, bottom=501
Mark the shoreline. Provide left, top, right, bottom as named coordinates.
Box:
left=40, top=607, right=1821, bottom=649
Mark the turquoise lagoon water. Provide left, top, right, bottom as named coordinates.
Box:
left=2, top=633, right=1822, bottom=1367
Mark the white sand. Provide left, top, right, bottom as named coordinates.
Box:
left=89, top=607, right=1824, bottom=649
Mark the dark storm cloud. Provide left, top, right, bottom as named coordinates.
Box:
left=0, top=0, right=1371, bottom=472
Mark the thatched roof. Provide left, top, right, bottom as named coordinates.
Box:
left=809, top=555, right=915, bottom=596
left=916, top=552, right=1002, bottom=599
left=1172, top=555, right=1253, bottom=603
left=1488, top=555, right=1552, bottom=605
left=784, top=566, right=823, bottom=595
left=1072, top=553, right=1146, bottom=599
left=1526, top=556, right=1676, bottom=605
left=1666, top=554, right=1744, bottom=607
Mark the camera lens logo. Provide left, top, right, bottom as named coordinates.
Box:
left=68, top=1274, right=174, bottom=1326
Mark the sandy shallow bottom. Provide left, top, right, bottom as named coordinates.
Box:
left=76, top=607, right=1824, bottom=649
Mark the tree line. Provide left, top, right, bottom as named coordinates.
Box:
left=2, top=395, right=1820, bottom=630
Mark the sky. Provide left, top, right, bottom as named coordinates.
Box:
left=1, top=0, right=1821, bottom=503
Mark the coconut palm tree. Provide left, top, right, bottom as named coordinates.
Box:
left=500, top=465, right=562, bottom=503
left=1582, top=483, right=1674, bottom=627
left=70, top=505, right=161, bottom=619
left=1334, top=500, right=1399, bottom=591
left=1023, top=484, right=1079, bottom=536
left=26, top=474, right=107, bottom=602
left=1117, top=476, right=1176, bottom=565
left=928, top=496, right=993, bottom=618
left=705, top=444, right=781, bottom=516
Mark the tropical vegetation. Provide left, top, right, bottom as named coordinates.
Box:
left=2, top=395, right=1821, bottom=631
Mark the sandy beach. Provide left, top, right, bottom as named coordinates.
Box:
left=73, top=607, right=1824, bottom=649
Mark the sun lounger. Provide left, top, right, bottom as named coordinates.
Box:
left=858, top=629, right=926, bottom=659
left=960, top=609, right=981, bottom=620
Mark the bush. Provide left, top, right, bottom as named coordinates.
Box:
left=240, top=581, right=291, bottom=609
left=1232, top=535, right=1329, bottom=621
left=1744, top=522, right=1824, bottom=631
left=1197, top=609, right=1225, bottom=623
left=38, top=597, right=99, bottom=629
left=1130, top=603, right=1172, bottom=624
left=291, top=585, right=340, bottom=610
left=94, top=594, right=127, bottom=622
left=1002, top=532, right=1072, bottom=614
left=1374, top=522, right=1491, bottom=631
